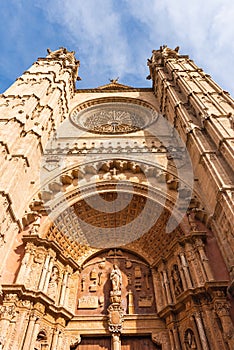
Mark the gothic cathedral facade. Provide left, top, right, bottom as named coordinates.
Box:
left=0, top=46, right=233, bottom=350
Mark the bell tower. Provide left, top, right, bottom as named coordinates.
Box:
left=147, top=45, right=234, bottom=280
left=0, top=46, right=233, bottom=350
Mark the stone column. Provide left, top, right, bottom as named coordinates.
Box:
left=215, top=302, right=234, bottom=349
left=162, top=270, right=173, bottom=304
left=50, top=328, right=60, bottom=350
left=38, top=253, right=51, bottom=291
left=172, top=326, right=182, bottom=350
left=29, top=319, right=41, bottom=350
left=179, top=251, right=193, bottom=288
left=59, top=271, right=69, bottom=306
left=22, top=314, right=38, bottom=350
left=43, top=258, right=54, bottom=293
left=202, top=304, right=226, bottom=350
left=1, top=317, right=16, bottom=349
left=151, top=268, right=164, bottom=311
left=55, top=273, right=63, bottom=305
left=12, top=310, right=30, bottom=350
left=176, top=256, right=187, bottom=291
left=56, top=331, right=63, bottom=350
left=193, top=312, right=209, bottom=350
left=0, top=305, right=16, bottom=343
left=0, top=317, right=10, bottom=340
left=168, top=329, right=176, bottom=350
left=128, top=290, right=134, bottom=314
left=185, top=243, right=205, bottom=287
left=112, top=333, right=121, bottom=350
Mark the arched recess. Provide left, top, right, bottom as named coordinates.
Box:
left=37, top=178, right=189, bottom=267
left=75, top=248, right=157, bottom=316
left=66, top=247, right=168, bottom=349
left=35, top=155, right=194, bottom=244
left=25, top=153, right=228, bottom=279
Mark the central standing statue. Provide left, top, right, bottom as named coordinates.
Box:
left=108, top=264, right=124, bottom=339
left=110, top=264, right=122, bottom=293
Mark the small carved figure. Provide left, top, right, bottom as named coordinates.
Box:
left=110, top=264, right=122, bottom=293
left=109, top=77, right=119, bottom=83
left=90, top=268, right=97, bottom=280
left=48, top=266, right=59, bottom=299
left=26, top=212, right=41, bottom=235
left=185, top=329, right=197, bottom=349
left=134, top=266, right=142, bottom=278
left=70, top=334, right=81, bottom=347
left=98, top=272, right=104, bottom=286
left=81, top=276, right=86, bottom=292
left=171, top=264, right=183, bottom=296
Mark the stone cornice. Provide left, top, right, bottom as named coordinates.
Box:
left=1, top=284, right=74, bottom=320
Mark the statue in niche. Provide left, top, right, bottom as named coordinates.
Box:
left=171, top=264, right=183, bottom=296
left=110, top=264, right=122, bottom=294
left=29, top=214, right=41, bottom=235
left=185, top=329, right=197, bottom=349
left=48, top=266, right=59, bottom=300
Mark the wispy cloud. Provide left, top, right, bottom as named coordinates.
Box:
left=124, top=0, right=234, bottom=94
left=36, top=0, right=132, bottom=86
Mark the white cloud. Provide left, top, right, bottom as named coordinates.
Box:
left=1, top=0, right=233, bottom=95
left=124, top=0, right=234, bottom=95
left=35, top=0, right=234, bottom=95
left=36, top=0, right=132, bottom=85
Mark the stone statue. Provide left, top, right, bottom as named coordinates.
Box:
left=110, top=264, right=122, bottom=293
left=185, top=329, right=197, bottom=349
left=109, top=77, right=119, bottom=83
left=171, top=264, right=183, bottom=296
left=47, top=266, right=59, bottom=299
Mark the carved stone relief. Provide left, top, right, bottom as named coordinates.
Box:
left=76, top=249, right=156, bottom=315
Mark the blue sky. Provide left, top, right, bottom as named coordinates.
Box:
left=0, top=0, right=234, bottom=96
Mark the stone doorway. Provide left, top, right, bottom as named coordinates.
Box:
left=121, top=336, right=161, bottom=349
left=76, top=336, right=111, bottom=349
left=76, top=336, right=161, bottom=350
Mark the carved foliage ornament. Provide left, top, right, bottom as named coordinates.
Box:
left=70, top=102, right=157, bottom=134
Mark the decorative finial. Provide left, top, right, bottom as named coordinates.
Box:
left=109, top=77, right=119, bottom=83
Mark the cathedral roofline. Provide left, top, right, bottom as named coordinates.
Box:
left=75, top=87, right=153, bottom=93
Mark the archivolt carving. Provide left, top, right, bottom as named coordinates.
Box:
left=39, top=157, right=191, bottom=213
